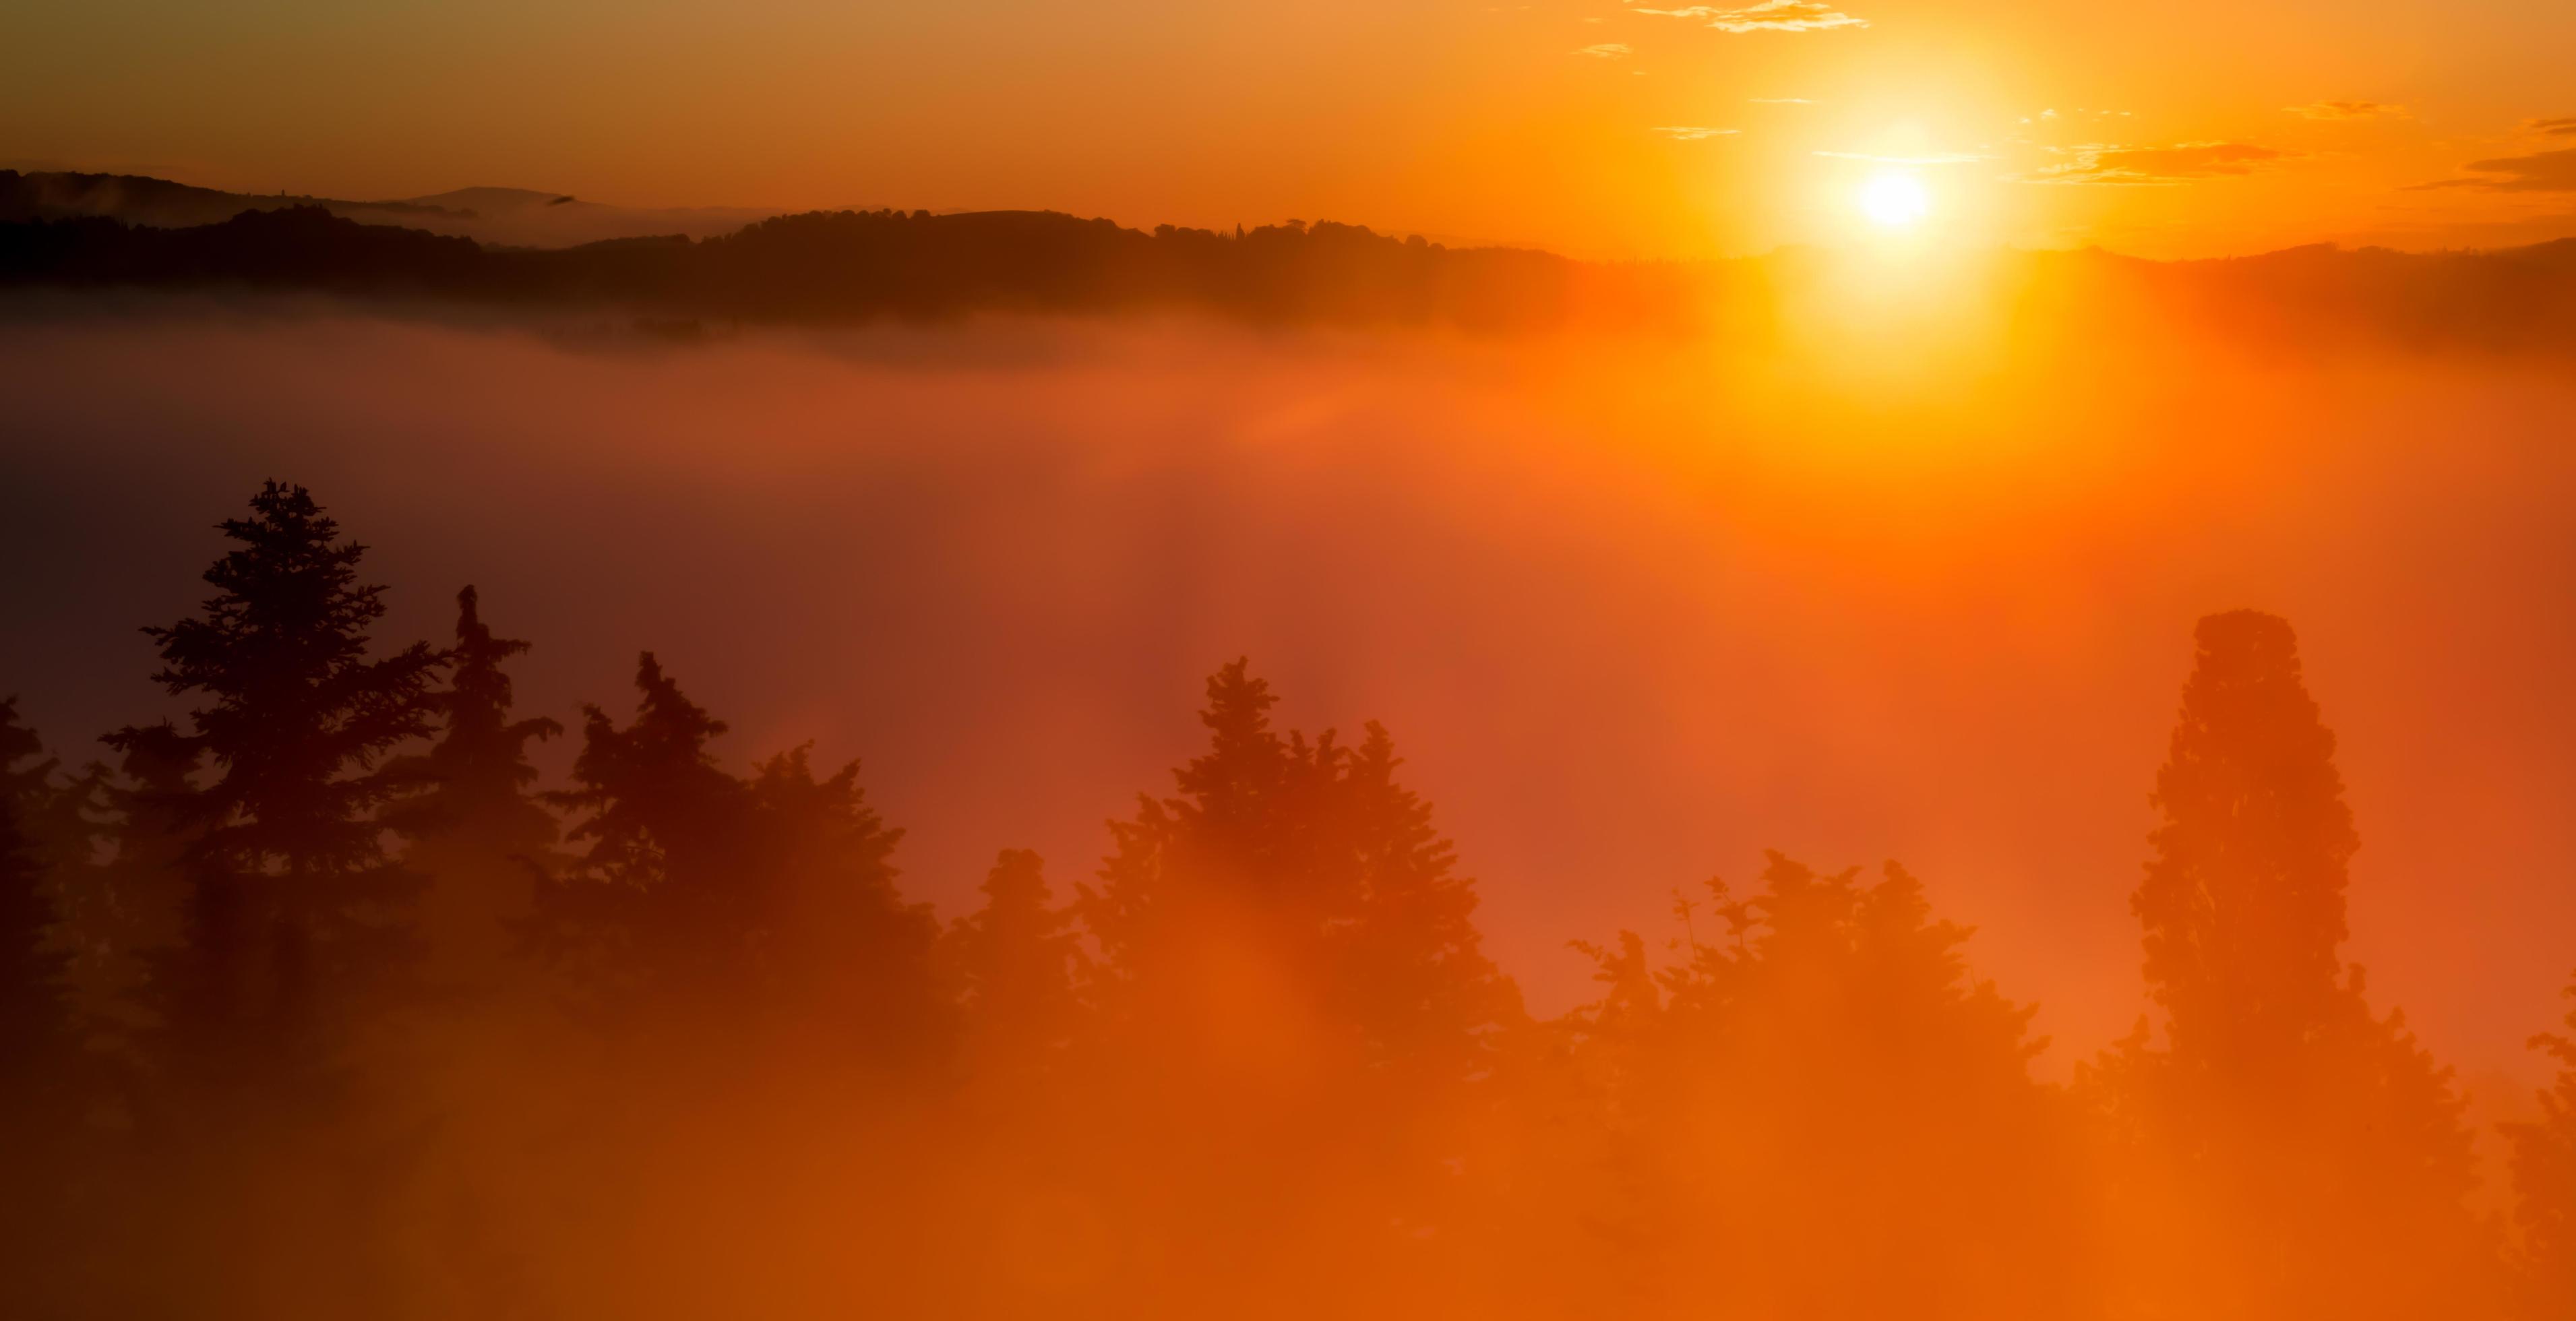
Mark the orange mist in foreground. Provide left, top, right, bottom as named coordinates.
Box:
left=1, top=286, right=2574, bottom=1319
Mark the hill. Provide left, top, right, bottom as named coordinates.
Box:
left=5, top=171, right=2576, bottom=346
left=0, top=170, right=780, bottom=248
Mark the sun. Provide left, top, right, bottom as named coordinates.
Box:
left=1859, top=171, right=1931, bottom=228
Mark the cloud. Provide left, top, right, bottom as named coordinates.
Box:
left=1572, top=42, right=1632, bottom=57
left=1652, top=125, right=1742, bottom=140
left=1748, top=97, right=1816, bottom=104
left=2285, top=101, right=2410, bottom=121
left=2022, top=108, right=2132, bottom=125
left=2529, top=117, right=2576, bottom=136
left=1633, top=1, right=1868, bottom=32
left=2021, top=142, right=2289, bottom=185
left=2408, top=147, right=2576, bottom=193
left=1814, top=150, right=1987, bottom=165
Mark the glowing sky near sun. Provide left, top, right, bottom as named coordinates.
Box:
left=5, top=0, right=2574, bottom=258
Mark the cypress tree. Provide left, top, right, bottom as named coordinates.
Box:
left=2090, top=611, right=2495, bottom=1317
left=2135, top=609, right=2356, bottom=1072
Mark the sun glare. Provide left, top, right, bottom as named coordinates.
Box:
left=1860, top=171, right=1931, bottom=228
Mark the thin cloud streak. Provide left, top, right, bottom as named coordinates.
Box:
left=2021, top=142, right=2290, bottom=186
left=1814, top=150, right=1988, bottom=165
left=1633, top=1, right=1868, bottom=33
left=2409, top=147, right=2576, bottom=193
left=2284, top=101, right=2410, bottom=121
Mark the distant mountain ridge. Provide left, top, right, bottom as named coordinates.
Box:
left=0, top=169, right=784, bottom=248
left=4, top=168, right=2575, bottom=346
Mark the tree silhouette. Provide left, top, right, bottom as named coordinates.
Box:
left=0, top=696, right=74, bottom=1086
left=104, top=482, right=443, bottom=1100
left=1082, top=660, right=1521, bottom=1073
left=388, top=586, right=562, bottom=989
left=542, top=655, right=942, bottom=1065
left=0, top=698, right=88, bottom=1318
left=741, top=744, right=943, bottom=1066
left=82, top=485, right=449, bottom=1319
left=1551, top=855, right=2079, bottom=1320
left=75, top=724, right=201, bottom=1037
left=539, top=652, right=745, bottom=1014
left=2507, top=971, right=2576, bottom=1315
left=16, top=485, right=2576, bottom=1319
left=1071, top=660, right=1525, bottom=1311
left=945, top=848, right=1086, bottom=1088
left=0, top=696, right=109, bottom=1012
left=1328, top=723, right=1524, bottom=1080
left=2086, top=611, right=2495, bottom=1318
left=2135, top=609, right=2356, bottom=1069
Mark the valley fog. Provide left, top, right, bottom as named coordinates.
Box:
left=4, top=298, right=2574, bottom=1092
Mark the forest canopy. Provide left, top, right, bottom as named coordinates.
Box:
left=1, top=484, right=2569, bottom=1319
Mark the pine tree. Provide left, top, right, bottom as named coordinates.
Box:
left=80, top=723, right=201, bottom=1035
left=0, top=700, right=85, bottom=1321
left=540, top=655, right=945, bottom=1082
left=743, top=744, right=942, bottom=1064
left=1070, top=661, right=1524, bottom=1310
left=0, top=696, right=73, bottom=1086
left=1081, top=660, right=1519, bottom=1070
left=103, top=482, right=444, bottom=1101
left=946, top=849, right=1085, bottom=1083
left=1330, top=722, right=1521, bottom=1078
left=388, top=586, right=562, bottom=986
left=2507, top=971, right=2576, bottom=1315
left=539, top=652, right=745, bottom=1007
left=2089, top=611, right=2495, bottom=1318
left=1553, top=856, right=2075, bottom=1320
left=0, top=697, right=104, bottom=1020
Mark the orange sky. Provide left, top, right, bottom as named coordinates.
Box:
left=6, top=0, right=2576, bottom=257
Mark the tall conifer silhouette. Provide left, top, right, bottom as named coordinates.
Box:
left=543, top=654, right=940, bottom=1060
left=946, top=848, right=1086, bottom=1084
left=1083, top=660, right=1519, bottom=1068
left=0, top=695, right=100, bottom=912
left=2507, top=972, right=2576, bottom=1314
left=78, top=725, right=200, bottom=1035
left=0, top=698, right=87, bottom=1321
left=0, top=696, right=73, bottom=1085
left=2135, top=609, right=2356, bottom=1069
left=742, top=743, right=941, bottom=1063
left=103, top=483, right=443, bottom=1099
left=540, top=652, right=743, bottom=1008
left=1331, top=723, right=1521, bottom=1078
left=2087, top=611, right=2494, bottom=1318
left=1072, top=660, right=1525, bottom=1310
left=389, top=586, right=561, bottom=986
left=0, top=699, right=109, bottom=1024
left=1552, top=856, right=2075, bottom=1320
